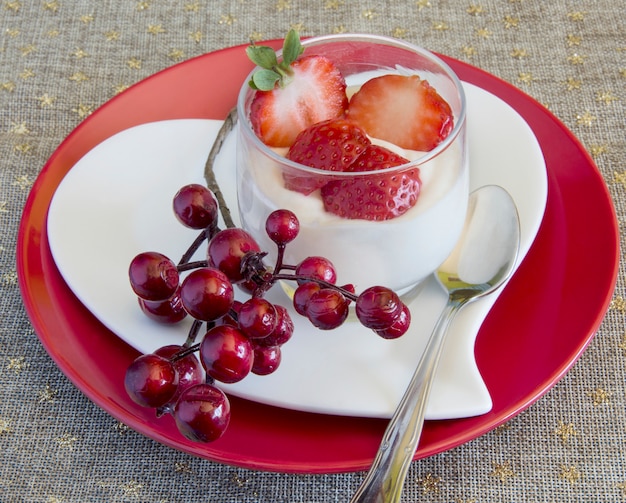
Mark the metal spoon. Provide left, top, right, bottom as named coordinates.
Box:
left=350, top=184, right=520, bottom=503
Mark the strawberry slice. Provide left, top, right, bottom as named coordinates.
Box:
left=246, top=31, right=348, bottom=148
left=320, top=145, right=421, bottom=221
left=284, top=118, right=371, bottom=194
left=347, top=74, right=453, bottom=152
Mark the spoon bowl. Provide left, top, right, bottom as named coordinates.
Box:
left=351, top=184, right=520, bottom=503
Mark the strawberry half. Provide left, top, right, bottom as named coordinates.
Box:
left=347, top=74, right=453, bottom=152
left=246, top=30, right=348, bottom=148
left=320, top=145, right=421, bottom=221
left=285, top=118, right=371, bottom=194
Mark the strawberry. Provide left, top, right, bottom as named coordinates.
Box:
left=320, top=145, right=421, bottom=221
left=284, top=118, right=371, bottom=194
left=346, top=74, right=453, bottom=152
left=246, top=30, right=348, bottom=148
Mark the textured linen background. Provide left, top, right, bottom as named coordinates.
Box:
left=1, top=1, right=625, bottom=502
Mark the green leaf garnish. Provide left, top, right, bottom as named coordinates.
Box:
left=245, top=45, right=278, bottom=70
left=246, top=29, right=304, bottom=91
left=250, top=69, right=281, bottom=91
left=281, top=29, right=304, bottom=66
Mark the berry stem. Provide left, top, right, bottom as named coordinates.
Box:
left=178, top=221, right=220, bottom=267
left=170, top=342, right=201, bottom=361
left=227, top=307, right=239, bottom=321
left=271, top=273, right=359, bottom=302
left=177, top=260, right=209, bottom=273
left=273, top=244, right=286, bottom=273
left=183, top=319, right=205, bottom=349
left=178, top=228, right=208, bottom=266
left=169, top=342, right=216, bottom=386
left=204, top=107, right=237, bottom=229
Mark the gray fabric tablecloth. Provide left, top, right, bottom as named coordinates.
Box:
left=1, top=1, right=624, bottom=501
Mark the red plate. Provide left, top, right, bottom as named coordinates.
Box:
left=17, top=42, right=619, bottom=473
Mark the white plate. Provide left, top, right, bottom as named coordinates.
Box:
left=46, top=83, right=546, bottom=420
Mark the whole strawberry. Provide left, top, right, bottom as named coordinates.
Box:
left=246, top=30, right=348, bottom=148
left=285, top=118, right=371, bottom=194
left=320, top=145, right=421, bottom=221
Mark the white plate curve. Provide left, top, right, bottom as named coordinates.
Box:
left=46, top=82, right=547, bottom=420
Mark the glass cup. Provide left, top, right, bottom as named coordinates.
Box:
left=236, top=34, right=468, bottom=296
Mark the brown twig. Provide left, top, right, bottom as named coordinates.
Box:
left=204, top=107, right=238, bottom=229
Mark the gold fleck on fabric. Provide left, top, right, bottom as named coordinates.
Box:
left=554, top=420, right=578, bottom=443
left=503, top=15, right=519, bottom=28
left=490, top=461, right=516, bottom=483
left=575, top=110, right=597, bottom=126
left=565, top=77, right=582, bottom=90
left=567, top=11, right=586, bottom=22
left=510, top=48, right=528, bottom=58
left=559, top=465, right=583, bottom=484
left=587, top=387, right=612, bottom=405
left=418, top=473, right=442, bottom=493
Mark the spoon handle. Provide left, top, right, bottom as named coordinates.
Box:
left=350, top=299, right=462, bottom=503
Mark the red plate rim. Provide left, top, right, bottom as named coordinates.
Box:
left=17, top=41, right=619, bottom=473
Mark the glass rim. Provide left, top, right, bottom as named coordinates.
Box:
left=237, top=33, right=467, bottom=177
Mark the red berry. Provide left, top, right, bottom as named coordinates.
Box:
left=347, top=74, right=454, bottom=151
left=375, top=303, right=411, bottom=339
left=265, top=209, right=300, bottom=245
left=124, top=353, right=179, bottom=408
left=173, top=383, right=230, bottom=443
left=172, top=184, right=218, bottom=229
left=154, top=345, right=204, bottom=406
left=207, top=228, right=261, bottom=283
left=237, top=297, right=278, bottom=339
left=295, top=256, right=337, bottom=285
left=305, top=288, right=349, bottom=330
left=138, top=287, right=187, bottom=324
left=293, top=282, right=321, bottom=316
left=200, top=325, right=253, bottom=384
left=258, top=304, right=294, bottom=346
left=355, top=286, right=403, bottom=330
left=251, top=344, right=282, bottom=375
left=180, top=268, right=234, bottom=321
left=129, top=251, right=179, bottom=301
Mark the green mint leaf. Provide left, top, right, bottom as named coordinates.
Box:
left=281, top=29, right=304, bottom=67
left=246, top=45, right=278, bottom=70
left=250, top=69, right=281, bottom=91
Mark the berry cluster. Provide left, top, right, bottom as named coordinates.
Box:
left=124, top=183, right=411, bottom=443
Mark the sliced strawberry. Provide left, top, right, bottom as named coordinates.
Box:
left=347, top=74, right=453, bottom=152
left=248, top=55, right=348, bottom=148
left=320, top=145, right=420, bottom=221
left=347, top=144, right=410, bottom=172
left=284, top=118, right=371, bottom=194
